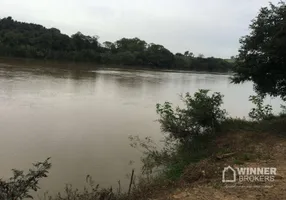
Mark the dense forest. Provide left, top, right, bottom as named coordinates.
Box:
left=0, top=17, right=233, bottom=71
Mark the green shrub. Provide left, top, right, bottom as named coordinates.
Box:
left=248, top=95, right=273, bottom=121
left=0, top=158, right=51, bottom=200
left=156, top=89, right=226, bottom=143
left=130, top=90, right=226, bottom=178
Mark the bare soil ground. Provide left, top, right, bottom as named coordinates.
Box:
left=148, top=132, right=286, bottom=200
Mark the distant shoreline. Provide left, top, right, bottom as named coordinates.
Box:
left=0, top=57, right=232, bottom=75
left=0, top=17, right=234, bottom=73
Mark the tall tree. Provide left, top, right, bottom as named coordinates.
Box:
left=0, top=16, right=233, bottom=72
left=232, top=2, right=286, bottom=100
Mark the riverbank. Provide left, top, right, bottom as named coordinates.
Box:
left=0, top=57, right=233, bottom=74
left=133, top=117, right=286, bottom=200
left=0, top=17, right=234, bottom=72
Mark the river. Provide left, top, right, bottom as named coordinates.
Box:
left=0, top=62, right=282, bottom=196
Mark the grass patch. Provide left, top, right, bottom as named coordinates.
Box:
left=221, top=115, right=286, bottom=135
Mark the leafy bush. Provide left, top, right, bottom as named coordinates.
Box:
left=156, top=89, right=226, bottom=143
left=0, top=159, right=128, bottom=200
left=129, top=135, right=181, bottom=175
left=248, top=95, right=273, bottom=121
left=130, top=90, right=226, bottom=179
left=0, top=158, right=51, bottom=200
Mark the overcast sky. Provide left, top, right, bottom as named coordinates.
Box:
left=0, top=0, right=281, bottom=58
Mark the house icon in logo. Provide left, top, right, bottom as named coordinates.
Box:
left=222, top=166, right=236, bottom=183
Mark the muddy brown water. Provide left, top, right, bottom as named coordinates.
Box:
left=0, top=61, right=282, bottom=196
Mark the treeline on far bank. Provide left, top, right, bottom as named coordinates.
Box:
left=0, top=17, right=233, bottom=72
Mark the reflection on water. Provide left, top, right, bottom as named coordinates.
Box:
left=0, top=63, right=282, bottom=195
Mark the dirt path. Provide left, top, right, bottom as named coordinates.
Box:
left=153, top=136, right=286, bottom=200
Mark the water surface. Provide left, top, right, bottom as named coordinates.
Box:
left=0, top=63, right=281, bottom=195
